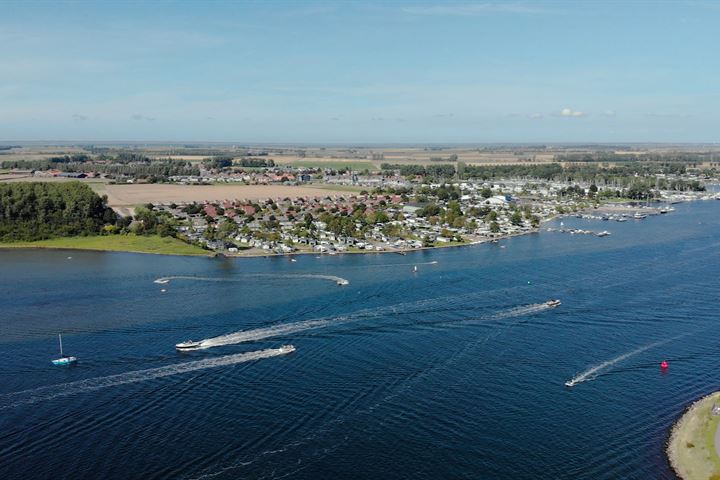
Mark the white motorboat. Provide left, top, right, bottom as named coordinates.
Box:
left=175, top=340, right=203, bottom=350
left=278, top=344, right=296, bottom=354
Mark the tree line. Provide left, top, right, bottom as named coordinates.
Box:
left=0, top=182, right=119, bottom=241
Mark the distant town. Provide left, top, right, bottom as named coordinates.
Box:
left=1, top=144, right=718, bottom=256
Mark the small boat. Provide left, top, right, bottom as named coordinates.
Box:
left=596, top=230, right=611, bottom=237
left=278, top=344, right=296, bottom=354
left=564, top=380, right=575, bottom=388
left=51, top=334, right=77, bottom=366
left=545, top=299, right=562, bottom=308
left=413, top=265, right=418, bottom=273
left=175, top=340, right=203, bottom=350
left=336, top=279, right=349, bottom=286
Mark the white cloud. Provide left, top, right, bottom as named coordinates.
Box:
left=527, top=112, right=544, bottom=119
left=559, top=107, right=586, bottom=117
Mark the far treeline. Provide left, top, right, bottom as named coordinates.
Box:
left=555, top=152, right=720, bottom=164
left=1, top=154, right=200, bottom=181
left=0, top=182, right=121, bottom=241
left=380, top=162, right=706, bottom=190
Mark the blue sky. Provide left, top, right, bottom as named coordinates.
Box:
left=1, top=1, right=719, bottom=143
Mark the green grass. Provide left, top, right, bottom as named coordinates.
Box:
left=0, top=234, right=209, bottom=256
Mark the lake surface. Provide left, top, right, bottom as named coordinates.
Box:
left=2, top=201, right=720, bottom=479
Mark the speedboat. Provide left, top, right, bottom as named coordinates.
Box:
left=546, top=299, right=562, bottom=307
left=278, top=344, right=296, bottom=354
left=175, top=340, right=202, bottom=350
left=564, top=380, right=575, bottom=388
left=337, top=279, right=349, bottom=286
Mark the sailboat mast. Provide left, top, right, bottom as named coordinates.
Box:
left=59, top=334, right=63, bottom=356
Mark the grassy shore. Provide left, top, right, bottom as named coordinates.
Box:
left=667, top=391, right=720, bottom=480
left=0, top=234, right=209, bottom=256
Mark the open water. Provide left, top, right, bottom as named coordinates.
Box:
left=2, top=200, right=719, bottom=479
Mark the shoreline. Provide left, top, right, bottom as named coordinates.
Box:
left=667, top=391, right=720, bottom=480
left=0, top=228, right=542, bottom=259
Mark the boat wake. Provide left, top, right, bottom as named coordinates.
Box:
left=154, top=273, right=349, bottom=286
left=564, top=333, right=689, bottom=387
left=197, top=299, right=557, bottom=349
left=487, top=302, right=555, bottom=320
left=0, top=347, right=293, bottom=410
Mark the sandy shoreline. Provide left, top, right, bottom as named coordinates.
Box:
left=667, top=391, right=720, bottom=480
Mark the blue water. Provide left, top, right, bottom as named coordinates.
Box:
left=2, top=201, right=720, bottom=479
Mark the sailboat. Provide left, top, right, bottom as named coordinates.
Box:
left=51, top=334, right=77, bottom=366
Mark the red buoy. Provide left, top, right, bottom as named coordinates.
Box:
left=660, top=360, right=669, bottom=369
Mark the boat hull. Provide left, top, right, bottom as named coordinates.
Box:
left=52, top=356, right=77, bottom=366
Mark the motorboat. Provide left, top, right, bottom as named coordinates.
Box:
left=51, top=334, right=77, bottom=366
left=337, top=279, right=349, bottom=286
left=278, top=344, right=296, bottom=354
left=175, top=340, right=203, bottom=350
left=546, top=299, right=562, bottom=308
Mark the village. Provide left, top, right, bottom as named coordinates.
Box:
left=150, top=180, right=590, bottom=256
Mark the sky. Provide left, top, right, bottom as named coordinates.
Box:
left=1, top=0, right=719, bottom=143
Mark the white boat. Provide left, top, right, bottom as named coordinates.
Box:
left=564, top=380, right=575, bottom=388
left=336, top=279, right=349, bottom=286
left=278, top=344, right=296, bottom=354
left=596, top=230, right=611, bottom=237
left=175, top=340, right=203, bottom=350
left=633, top=212, right=647, bottom=219
left=546, top=299, right=562, bottom=308
left=51, top=334, right=77, bottom=366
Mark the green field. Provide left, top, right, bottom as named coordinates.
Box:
left=0, top=234, right=209, bottom=256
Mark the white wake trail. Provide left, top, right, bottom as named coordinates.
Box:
left=154, top=274, right=349, bottom=286
left=488, top=302, right=553, bottom=320
left=0, top=347, right=293, bottom=410
left=565, top=333, right=690, bottom=387
left=199, top=299, right=556, bottom=349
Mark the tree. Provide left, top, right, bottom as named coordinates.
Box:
left=490, top=221, right=500, bottom=233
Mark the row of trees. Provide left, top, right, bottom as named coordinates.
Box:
left=0, top=182, right=118, bottom=241
left=381, top=163, right=456, bottom=178
left=1, top=157, right=199, bottom=180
